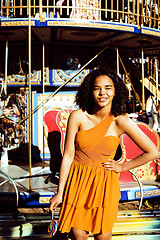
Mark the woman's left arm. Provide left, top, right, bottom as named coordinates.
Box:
left=103, top=115, right=159, bottom=173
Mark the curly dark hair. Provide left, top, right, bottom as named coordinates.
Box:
left=76, top=69, right=129, bottom=116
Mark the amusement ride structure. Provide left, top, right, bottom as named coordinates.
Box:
left=0, top=1, right=160, bottom=239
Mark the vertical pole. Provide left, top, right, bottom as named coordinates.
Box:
left=105, top=0, right=108, bottom=18
left=151, top=58, right=153, bottom=78
left=147, top=56, right=149, bottom=75
left=6, top=0, right=9, bottom=18
left=117, top=0, right=119, bottom=19
left=141, top=46, right=145, bottom=110
left=155, top=57, right=159, bottom=105
left=137, top=0, right=139, bottom=27
left=33, top=0, right=36, bottom=16
left=20, top=0, right=22, bottom=16
left=158, top=0, right=160, bottom=29
left=141, top=0, right=144, bottom=26
left=99, top=0, right=101, bottom=19
left=111, top=0, right=113, bottom=19
left=127, top=0, right=130, bottom=23
left=2, top=40, right=9, bottom=167
left=1, top=0, right=2, bottom=17
left=53, top=0, right=56, bottom=16
left=39, top=0, right=42, bottom=15
left=133, top=0, right=135, bottom=22
left=47, top=0, right=49, bottom=17
left=42, top=43, right=45, bottom=168
left=28, top=0, right=32, bottom=190
left=5, top=40, right=8, bottom=98
left=116, top=48, right=120, bottom=76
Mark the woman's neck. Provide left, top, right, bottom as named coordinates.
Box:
left=88, top=106, right=111, bottom=120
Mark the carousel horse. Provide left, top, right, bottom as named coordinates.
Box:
left=0, top=90, right=26, bottom=148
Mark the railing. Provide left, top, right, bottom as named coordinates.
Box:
left=0, top=0, right=160, bottom=29
left=130, top=56, right=160, bottom=80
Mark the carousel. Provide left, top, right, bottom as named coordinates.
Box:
left=0, top=1, right=160, bottom=239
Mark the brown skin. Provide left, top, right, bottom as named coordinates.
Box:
left=50, top=75, right=159, bottom=240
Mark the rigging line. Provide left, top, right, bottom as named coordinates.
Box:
left=139, top=57, right=160, bottom=72
left=151, top=62, right=160, bottom=72
left=20, top=45, right=109, bottom=124
left=116, top=49, right=140, bottom=102
left=147, top=76, right=160, bottom=88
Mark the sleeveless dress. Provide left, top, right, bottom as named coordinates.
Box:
left=58, top=114, right=121, bottom=235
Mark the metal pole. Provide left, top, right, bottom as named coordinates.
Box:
left=155, top=57, right=159, bottom=104
left=117, top=50, right=140, bottom=102
left=141, top=46, right=145, bottom=110
left=20, top=45, right=109, bottom=123
left=116, top=48, right=120, bottom=76
left=5, top=40, right=8, bottom=98
left=39, top=0, right=42, bottom=15
left=42, top=43, right=45, bottom=168
left=28, top=0, right=32, bottom=190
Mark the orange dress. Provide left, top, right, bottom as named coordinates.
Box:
left=58, top=114, right=121, bottom=235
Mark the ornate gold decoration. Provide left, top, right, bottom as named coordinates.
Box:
left=136, top=189, right=160, bottom=198
left=47, top=21, right=135, bottom=32
left=1, top=21, right=35, bottom=27
left=8, top=70, right=41, bottom=85
left=58, top=109, right=70, bottom=133
left=131, top=161, right=156, bottom=181
left=142, top=29, right=160, bottom=37
left=119, top=122, right=160, bottom=180
left=57, top=109, right=71, bottom=152
left=53, top=69, right=89, bottom=85
left=43, top=67, right=50, bottom=85
left=39, top=196, right=51, bottom=204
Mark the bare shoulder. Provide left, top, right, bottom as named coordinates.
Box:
left=115, top=114, right=131, bottom=125
left=69, top=109, right=84, bottom=121
left=68, top=109, right=85, bottom=129
left=114, top=114, right=139, bottom=135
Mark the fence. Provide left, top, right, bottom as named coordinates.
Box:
left=0, top=0, right=160, bottom=29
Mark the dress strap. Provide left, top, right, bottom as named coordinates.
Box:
left=86, top=114, right=115, bottom=146
left=103, top=114, right=114, bottom=136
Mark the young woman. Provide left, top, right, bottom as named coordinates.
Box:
left=49, top=69, right=159, bottom=240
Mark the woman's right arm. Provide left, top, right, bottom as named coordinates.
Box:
left=49, top=110, right=80, bottom=211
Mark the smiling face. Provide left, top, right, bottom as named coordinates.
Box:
left=92, top=75, right=115, bottom=111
